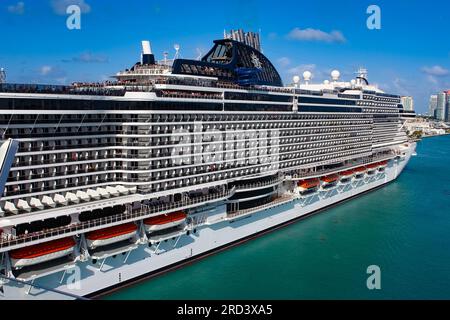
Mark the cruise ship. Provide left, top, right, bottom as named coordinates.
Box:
left=0, top=30, right=416, bottom=299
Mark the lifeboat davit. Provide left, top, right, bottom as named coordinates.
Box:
left=86, top=223, right=137, bottom=249
left=9, top=237, right=76, bottom=269
left=297, top=178, right=320, bottom=192
left=143, top=211, right=187, bottom=232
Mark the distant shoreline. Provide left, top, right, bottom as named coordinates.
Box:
left=421, top=133, right=450, bottom=139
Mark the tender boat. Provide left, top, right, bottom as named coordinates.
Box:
left=365, top=163, right=379, bottom=174
left=339, top=169, right=354, bottom=184
left=9, top=237, right=76, bottom=269
left=320, top=174, right=340, bottom=187
left=86, top=223, right=137, bottom=249
left=297, top=178, right=320, bottom=192
left=143, top=211, right=187, bottom=232
left=378, top=160, right=388, bottom=170
left=353, top=166, right=367, bottom=179
left=339, top=169, right=354, bottom=178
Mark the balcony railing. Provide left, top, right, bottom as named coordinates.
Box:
left=0, top=187, right=234, bottom=250
left=288, top=152, right=394, bottom=180
left=234, top=177, right=282, bottom=191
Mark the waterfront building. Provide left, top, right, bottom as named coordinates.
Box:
left=401, top=96, right=414, bottom=112
left=436, top=92, right=447, bottom=121
left=428, top=94, right=438, bottom=118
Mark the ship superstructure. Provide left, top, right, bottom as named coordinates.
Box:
left=0, top=30, right=415, bottom=299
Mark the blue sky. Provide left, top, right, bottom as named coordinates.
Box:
left=1, top=0, right=450, bottom=114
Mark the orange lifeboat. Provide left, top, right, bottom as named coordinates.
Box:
left=353, top=166, right=367, bottom=179
left=320, top=174, right=340, bottom=185
left=86, top=223, right=137, bottom=249
left=366, top=163, right=379, bottom=174
left=297, top=178, right=320, bottom=192
left=366, top=163, right=379, bottom=170
left=339, top=169, right=354, bottom=178
left=143, top=211, right=187, bottom=232
left=10, top=237, right=76, bottom=269
left=378, top=160, right=388, bottom=168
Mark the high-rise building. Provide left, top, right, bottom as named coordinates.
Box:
left=0, top=68, right=6, bottom=84
left=446, top=91, right=450, bottom=122
left=436, top=92, right=447, bottom=121
left=401, top=96, right=414, bottom=111
left=428, top=94, right=438, bottom=118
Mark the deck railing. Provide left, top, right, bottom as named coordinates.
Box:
left=0, top=188, right=234, bottom=250
left=234, top=177, right=282, bottom=191
left=227, top=194, right=295, bottom=218
left=289, top=153, right=394, bottom=180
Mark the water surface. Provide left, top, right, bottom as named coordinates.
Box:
left=106, top=136, right=450, bottom=299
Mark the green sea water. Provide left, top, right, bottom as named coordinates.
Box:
left=106, top=135, right=450, bottom=299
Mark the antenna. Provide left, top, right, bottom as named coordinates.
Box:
left=196, top=48, right=203, bottom=61
left=174, top=44, right=180, bottom=60
left=0, top=68, right=6, bottom=84
left=355, top=67, right=369, bottom=86
left=163, top=51, right=168, bottom=65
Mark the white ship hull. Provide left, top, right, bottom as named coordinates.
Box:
left=0, top=144, right=415, bottom=299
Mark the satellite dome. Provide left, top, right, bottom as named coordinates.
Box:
left=293, top=75, right=300, bottom=84
left=323, top=80, right=330, bottom=85
left=331, top=70, right=340, bottom=81
left=303, top=71, right=312, bottom=81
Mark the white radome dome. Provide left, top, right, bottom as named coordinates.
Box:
left=293, top=75, right=300, bottom=84
left=303, top=71, right=312, bottom=81
left=331, top=70, right=340, bottom=81
left=323, top=80, right=330, bottom=85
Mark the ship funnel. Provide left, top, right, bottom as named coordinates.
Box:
left=142, top=41, right=152, bottom=55
left=141, top=41, right=155, bottom=65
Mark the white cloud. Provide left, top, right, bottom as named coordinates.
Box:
left=268, top=32, right=278, bottom=40
left=287, top=28, right=346, bottom=43
left=426, top=75, right=438, bottom=85
left=276, top=57, right=291, bottom=68
left=62, top=52, right=108, bottom=63
left=40, top=66, right=53, bottom=76
left=51, top=0, right=91, bottom=15
left=7, top=2, right=24, bottom=15
left=287, top=64, right=316, bottom=75
left=392, top=78, right=411, bottom=96
left=421, top=65, right=449, bottom=77
left=38, top=65, right=67, bottom=80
